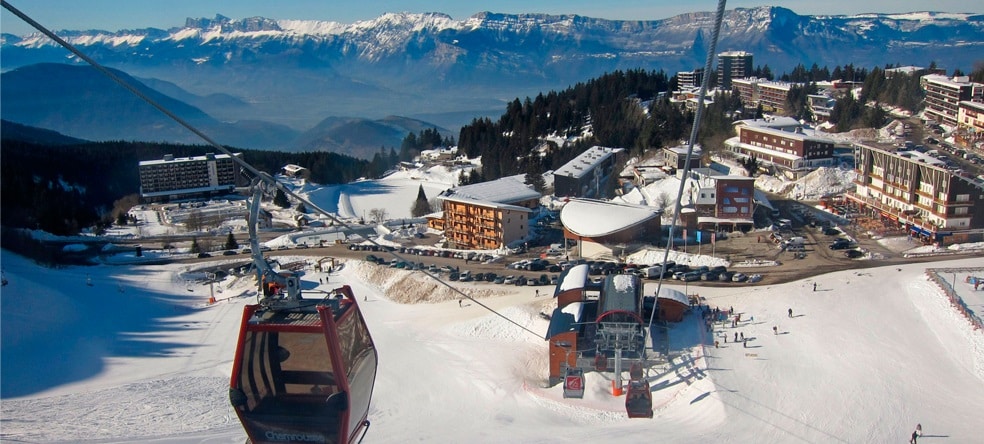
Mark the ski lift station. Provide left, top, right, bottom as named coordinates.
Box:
left=545, top=265, right=688, bottom=418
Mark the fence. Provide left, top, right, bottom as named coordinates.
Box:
left=925, top=267, right=983, bottom=331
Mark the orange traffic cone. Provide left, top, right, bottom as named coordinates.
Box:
left=612, top=380, right=623, bottom=396
left=208, top=295, right=216, bottom=305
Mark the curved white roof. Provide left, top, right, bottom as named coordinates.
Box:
left=560, top=199, right=659, bottom=238
left=656, top=287, right=689, bottom=306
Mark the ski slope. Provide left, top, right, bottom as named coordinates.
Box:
left=2, top=248, right=983, bottom=443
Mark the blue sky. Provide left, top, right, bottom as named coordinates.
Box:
left=2, top=0, right=980, bottom=36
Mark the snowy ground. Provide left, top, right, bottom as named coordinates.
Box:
left=2, top=247, right=983, bottom=443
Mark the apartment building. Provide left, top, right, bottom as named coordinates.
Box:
left=554, top=146, right=624, bottom=199
left=848, top=143, right=984, bottom=245
left=686, top=168, right=757, bottom=231
left=717, top=51, right=753, bottom=89
left=438, top=176, right=541, bottom=250
left=724, top=118, right=836, bottom=178
left=956, top=100, right=984, bottom=147
left=662, top=145, right=703, bottom=171
left=921, top=74, right=984, bottom=127
left=677, top=68, right=704, bottom=88
left=138, top=153, right=243, bottom=202
left=442, top=197, right=532, bottom=250
left=731, top=77, right=798, bottom=115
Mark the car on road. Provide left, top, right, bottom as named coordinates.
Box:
left=197, top=252, right=212, bottom=258
left=222, top=250, right=237, bottom=256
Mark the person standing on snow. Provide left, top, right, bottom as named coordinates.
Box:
left=788, top=308, right=793, bottom=318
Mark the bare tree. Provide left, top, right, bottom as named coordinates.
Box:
left=368, top=208, right=388, bottom=224
left=185, top=210, right=204, bottom=231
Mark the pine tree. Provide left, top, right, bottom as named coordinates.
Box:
left=224, top=233, right=238, bottom=250
left=273, top=189, right=290, bottom=208
left=411, top=185, right=431, bottom=217
left=524, top=157, right=546, bottom=193
left=190, top=237, right=201, bottom=254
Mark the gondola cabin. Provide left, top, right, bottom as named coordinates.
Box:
left=229, top=285, right=377, bottom=444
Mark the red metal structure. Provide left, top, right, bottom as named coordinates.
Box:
left=229, top=285, right=378, bottom=444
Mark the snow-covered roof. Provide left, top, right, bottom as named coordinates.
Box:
left=656, top=287, right=688, bottom=306
left=734, top=117, right=802, bottom=131
left=737, top=124, right=832, bottom=144
left=554, top=146, right=623, bottom=179
left=441, top=196, right=532, bottom=212
left=557, top=264, right=589, bottom=293
left=665, top=145, right=703, bottom=155
left=560, top=199, right=660, bottom=238
left=545, top=301, right=585, bottom=339
left=440, top=176, right=540, bottom=204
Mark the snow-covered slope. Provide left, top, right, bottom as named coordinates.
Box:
left=2, top=248, right=983, bottom=443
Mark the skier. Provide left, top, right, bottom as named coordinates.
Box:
left=910, top=430, right=918, bottom=443
left=773, top=326, right=778, bottom=335
left=535, top=289, right=539, bottom=297
left=788, top=308, right=793, bottom=318
left=916, top=424, right=922, bottom=436
left=813, top=282, right=817, bottom=291
left=319, top=278, right=323, bottom=284
left=742, top=338, right=747, bottom=348
left=740, top=332, right=745, bottom=341
left=734, top=332, right=738, bottom=342
left=458, top=299, right=462, bottom=308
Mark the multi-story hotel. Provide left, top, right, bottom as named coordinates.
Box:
left=717, top=51, right=753, bottom=89
left=677, top=68, right=704, bottom=88
left=553, top=146, right=623, bottom=199
left=731, top=77, right=798, bottom=115
left=848, top=143, right=984, bottom=245
left=921, top=74, right=984, bottom=127
left=724, top=118, right=836, bottom=178
left=439, top=177, right=541, bottom=250
left=138, top=153, right=243, bottom=202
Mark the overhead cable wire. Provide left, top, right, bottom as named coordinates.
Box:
left=647, top=0, right=728, bottom=330
left=1, top=0, right=544, bottom=339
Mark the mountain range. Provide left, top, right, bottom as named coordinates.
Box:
left=2, top=6, right=983, bottom=156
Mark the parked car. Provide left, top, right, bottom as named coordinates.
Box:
left=732, top=272, right=748, bottom=282
left=197, top=252, right=212, bottom=258
left=748, top=274, right=763, bottom=283
left=844, top=249, right=864, bottom=259
left=515, top=276, right=528, bottom=286
left=503, top=275, right=516, bottom=285
left=494, top=276, right=506, bottom=284
left=829, top=238, right=852, bottom=250
left=222, top=250, right=237, bottom=256
left=701, top=271, right=720, bottom=281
